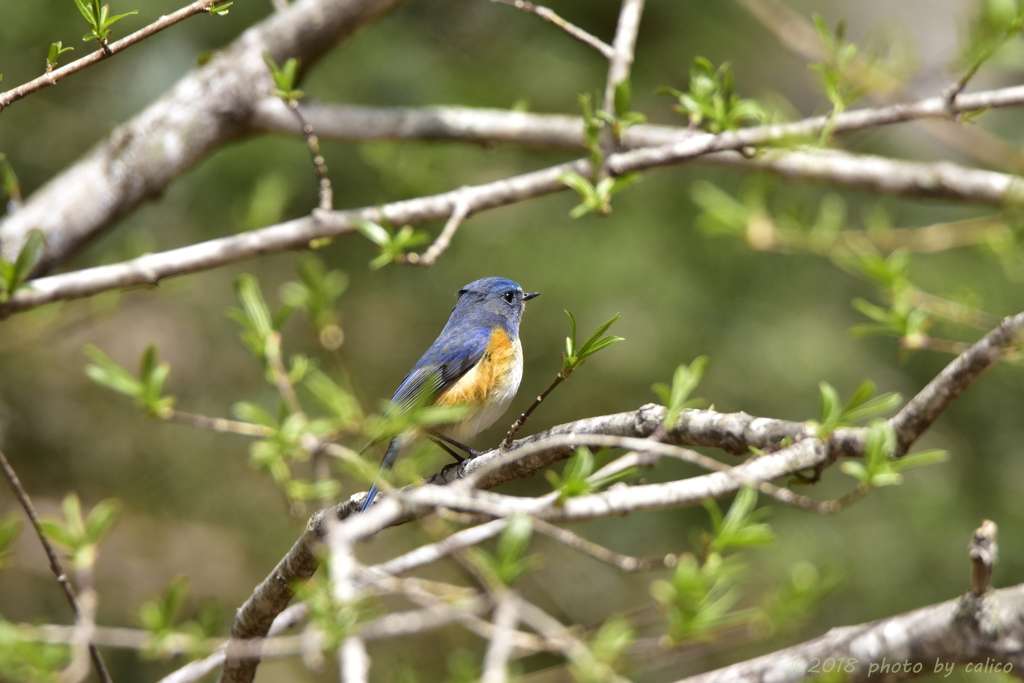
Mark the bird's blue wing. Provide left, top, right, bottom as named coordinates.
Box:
left=361, top=326, right=493, bottom=513
left=388, top=325, right=492, bottom=413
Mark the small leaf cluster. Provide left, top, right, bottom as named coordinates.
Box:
left=650, top=551, right=748, bottom=643
left=263, top=52, right=304, bottom=100
left=810, top=16, right=864, bottom=139
left=280, top=256, right=349, bottom=349
left=46, top=42, right=73, bottom=71
left=228, top=273, right=293, bottom=364
left=760, top=561, right=843, bottom=636
left=85, top=344, right=174, bottom=417
left=839, top=248, right=932, bottom=349
left=597, top=79, right=647, bottom=140
left=232, top=401, right=338, bottom=501
left=294, top=574, right=370, bottom=652
left=353, top=217, right=429, bottom=269
left=0, top=514, right=22, bottom=571
left=138, top=576, right=223, bottom=659
left=807, top=379, right=902, bottom=438
left=652, top=356, right=709, bottom=429
left=959, top=0, right=1024, bottom=77
left=546, top=447, right=637, bottom=503
left=0, top=618, right=68, bottom=683
left=84, top=260, right=361, bottom=507
left=567, top=614, right=635, bottom=683
left=659, top=57, right=766, bottom=133
left=0, top=229, right=42, bottom=303
left=73, top=0, right=137, bottom=45
left=558, top=170, right=641, bottom=219
left=841, top=419, right=947, bottom=489
left=702, top=486, right=776, bottom=554
left=652, top=488, right=770, bottom=644
left=209, top=1, right=233, bottom=15
left=558, top=89, right=643, bottom=218
left=562, top=311, right=624, bottom=374
left=39, top=493, right=119, bottom=571
left=468, top=515, right=543, bottom=588
left=690, top=179, right=762, bottom=238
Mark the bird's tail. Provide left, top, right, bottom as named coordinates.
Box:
left=360, top=435, right=405, bottom=513
left=360, top=482, right=381, bottom=513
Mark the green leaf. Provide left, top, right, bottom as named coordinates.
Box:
left=62, top=493, right=85, bottom=541
left=558, top=171, right=597, bottom=200
left=210, top=1, right=232, bottom=14
left=47, top=42, right=73, bottom=68
left=890, top=449, right=948, bottom=472
left=353, top=218, right=391, bottom=247
left=74, top=0, right=97, bottom=25
left=11, top=230, right=44, bottom=291
left=84, top=500, right=120, bottom=545
left=613, top=78, right=632, bottom=119
left=655, top=356, right=709, bottom=428
left=234, top=274, right=274, bottom=339
left=819, top=382, right=841, bottom=426
left=84, top=345, right=145, bottom=399
left=39, top=520, right=76, bottom=551
left=100, top=10, right=137, bottom=32
left=232, top=401, right=279, bottom=429
left=842, top=392, right=902, bottom=424
left=0, top=513, right=22, bottom=570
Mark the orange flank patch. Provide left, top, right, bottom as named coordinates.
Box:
left=436, top=328, right=516, bottom=408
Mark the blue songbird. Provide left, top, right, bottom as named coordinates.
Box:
left=360, top=277, right=539, bottom=512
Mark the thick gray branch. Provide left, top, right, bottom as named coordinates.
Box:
left=673, top=584, right=1024, bottom=683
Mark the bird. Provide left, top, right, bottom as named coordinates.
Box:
left=360, top=277, right=539, bottom=512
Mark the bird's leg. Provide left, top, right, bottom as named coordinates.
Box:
left=429, top=430, right=482, bottom=459
left=430, top=438, right=465, bottom=463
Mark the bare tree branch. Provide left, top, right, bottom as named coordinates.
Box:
left=7, top=81, right=1024, bottom=320
left=602, top=0, right=646, bottom=119
left=481, top=592, right=520, bottom=683
left=0, top=0, right=224, bottom=113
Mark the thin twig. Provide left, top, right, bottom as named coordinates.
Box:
left=165, top=410, right=275, bottom=437
left=285, top=99, right=334, bottom=214
left=400, top=194, right=472, bottom=266
left=63, top=566, right=100, bottom=683
left=0, top=0, right=223, bottom=112
left=488, top=0, right=615, bottom=58
left=531, top=518, right=659, bottom=572
left=266, top=331, right=305, bottom=416
left=365, top=519, right=508, bottom=579
left=502, top=370, right=568, bottom=448
left=0, top=447, right=113, bottom=683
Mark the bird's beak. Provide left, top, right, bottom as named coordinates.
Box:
left=524, top=292, right=540, bottom=301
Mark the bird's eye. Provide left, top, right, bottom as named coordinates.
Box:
left=503, top=291, right=515, bottom=304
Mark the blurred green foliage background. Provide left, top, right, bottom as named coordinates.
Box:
left=2, top=0, right=1024, bottom=681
